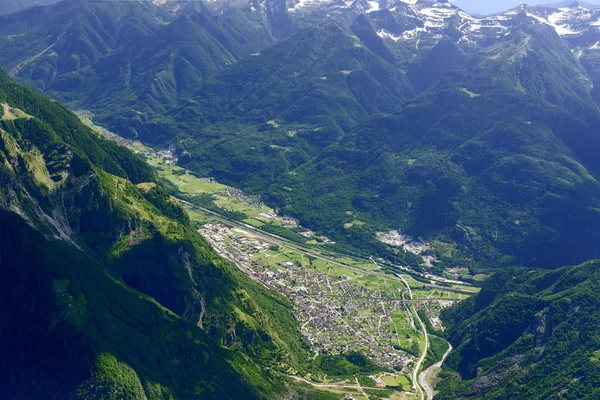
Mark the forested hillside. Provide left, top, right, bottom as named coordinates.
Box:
left=0, top=0, right=290, bottom=137
left=4, top=1, right=600, bottom=399
left=0, top=69, right=321, bottom=399
left=276, top=84, right=600, bottom=270
left=4, top=1, right=600, bottom=271
left=177, top=14, right=600, bottom=270
left=437, top=260, right=600, bottom=399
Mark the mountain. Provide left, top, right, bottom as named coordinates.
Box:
left=0, top=0, right=61, bottom=16
left=6, top=1, right=600, bottom=130
left=4, top=0, right=600, bottom=271
left=436, top=259, right=600, bottom=399
left=169, top=3, right=600, bottom=271
left=451, top=0, right=592, bottom=16
left=0, top=1, right=172, bottom=85
left=4, top=1, right=600, bottom=399
left=0, top=69, right=319, bottom=399
left=0, top=0, right=293, bottom=137
left=141, top=20, right=414, bottom=180
left=272, top=82, right=600, bottom=270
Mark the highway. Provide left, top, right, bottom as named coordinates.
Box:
left=183, top=199, right=462, bottom=400
left=180, top=200, right=478, bottom=296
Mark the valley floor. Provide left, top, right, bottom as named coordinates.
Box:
left=179, top=185, right=460, bottom=400
left=84, top=116, right=472, bottom=399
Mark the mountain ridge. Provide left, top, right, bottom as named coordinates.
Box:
left=3, top=0, right=597, bottom=271
left=0, top=69, right=319, bottom=399
left=4, top=1, right=600, bottom=399
left=437, top=259, right=600, bottom=399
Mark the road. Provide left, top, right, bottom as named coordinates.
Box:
left=182, top=201, right=477, bottom=296
left=395, top=272, right=428, bottom=400
left=355, top=377, right=369, bottom=400
left=413, top=305, right=429, bottom=400
left=284, top=373, right=384, bottom=392
left=187, top=200, right=457, bottom=399
left=284, top=373, right=415, bottom=398
left=369, top=259, right=430, bottom=400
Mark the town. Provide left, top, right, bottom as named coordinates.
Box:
left=199, top=222, right=459, bottom=379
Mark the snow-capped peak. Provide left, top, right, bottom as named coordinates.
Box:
left=363, top=1, right=600, bottom=48
left=280, top=0, right=600, bottom=50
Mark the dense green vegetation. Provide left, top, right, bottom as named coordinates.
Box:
left=5, top=0, right=600, bottom=273
left=436, top=260, right=600, bottom=399
left=0, top=83, right=157, bottom=184
left=0, top=0, right=59, bottom=16
left=1, top=211, right=274, bottom=399
left=0, top=0, right=288, bottom=142
left=277, top=84, right=600, bottom=270
left=422, top=336, right=450, bottom=371
left=4, top=2, right=600, bottom=397
left=315, top=352, right=384, bottom=378
left=0, top=70, right=330, bottom=398
left=68, top=8, right=600, bottom=271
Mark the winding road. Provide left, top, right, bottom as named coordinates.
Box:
left=397, top=274, right=428, bottom=400
left=192, top=201, right=456, bottom=400
left=370, top=260, right=431, bottom=400
left=185, top=201, right=460, bottom=399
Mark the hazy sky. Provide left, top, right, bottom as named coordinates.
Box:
left=451, top=0, right=598, bottom=15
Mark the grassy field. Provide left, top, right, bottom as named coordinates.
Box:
left=243, top=218, right=265, bottom=227
left=185, top=207, right=206, bottom=223
left=213, top=196, right=270, bottom=216
left=396, top=375, right=411, bottom=391
left=344, top=220, right=366, bottom=229
left=412, top=288, right=467, bottom=300
left=383, top=376, right=399, bottom=386
left=154, top=166, right=228, bottom=195
left=377, top=374, right=411, bottom=391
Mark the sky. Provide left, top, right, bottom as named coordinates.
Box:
left=451, top=0, right=599, bottom=15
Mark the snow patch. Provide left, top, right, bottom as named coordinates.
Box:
left=367, top=1, right=379, bottom=13
left=377, top=28, right=404, bottom=41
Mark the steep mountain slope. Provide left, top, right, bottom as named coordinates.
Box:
left=4, top=0, right=600, bottom=272
left=6, top=1, right=600, bottom=119
left=205, top=0, right=296, bottom=37
left=5, top=1, right=600, bottom=135
left=275, top=81, right=600, bottom=270
left=0, top=1, right=172, bottom=86
left=183, top=20, right=412, bottom=127
left=463, top=21, right=597, bottom=121
left=156, top=21, right=414, bottom=190
left=436, top=260, right=600, bottom=399
left=0, top=0, right=291, bottom=138
left=0, top=71, right=312, bottom=398
left=2, top=214, right=270, bottom=399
